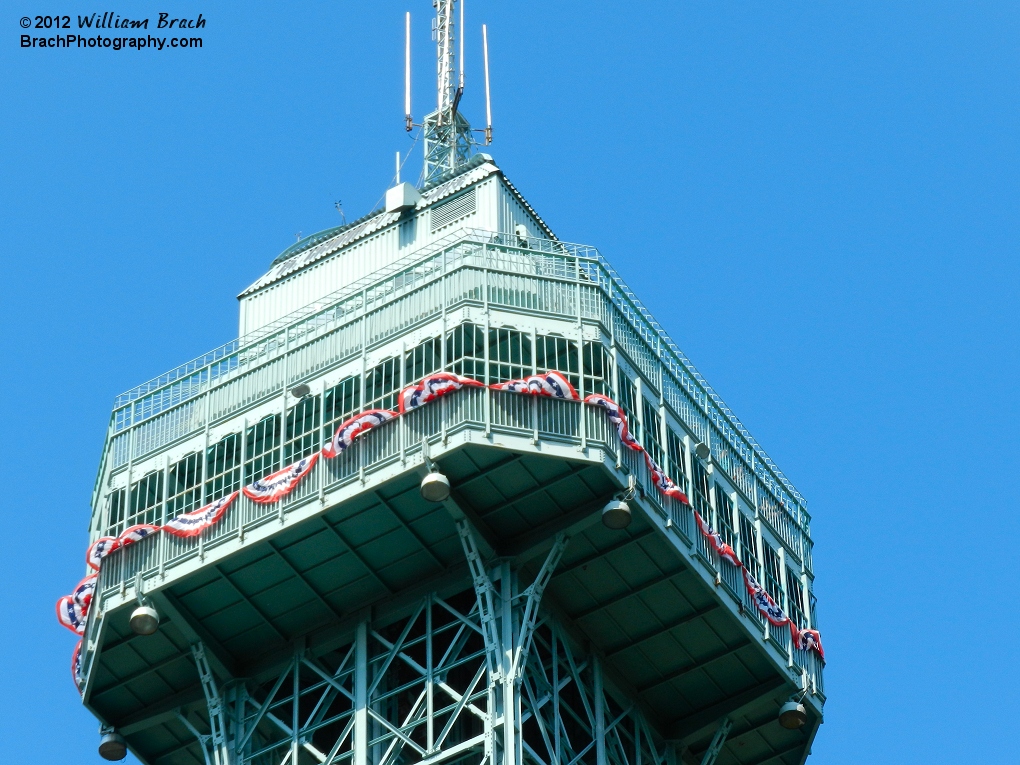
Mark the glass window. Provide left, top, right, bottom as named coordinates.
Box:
left=762, top=543, right=785, bottom=609
left=713, top=485, right=736, bottom=548
left=446, top=322, right=486, bottom=381
left=739, top=514, right=760, bottom=581
left=617, top=375, right=640, bottom=442
left=642, top=399, right=663, bottom=464
left=323, top=376, right=361, bottom=444
left=666, top=429, right=689, bottom=493
left=167, top=452, right=203, bottom=516
left=692, top=459, right=711, bottom=516
left=206, top=432, right=241, bottom=502
left=365, top=356, right=400, bottom=411
left=127, top=470, right=164, bottom=529
left=536, top=334, right=579, bottom=390
left=285, top=396, right=321, bottom=463
left=488, top=327, right=532, bottom=383
left=404, top=336, right=442, bottom=384
left=786, top=565, right=806, bottom=627
left=107, top=488, right=126, bottom=534
left=582, top=341, right=612, bottom=397
left=245, top=414, right=281, bottom=483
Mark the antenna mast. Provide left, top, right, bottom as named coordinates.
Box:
left=421, top=0, right=475, bottom=186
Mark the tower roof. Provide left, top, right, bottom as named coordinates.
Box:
left=241, top=155, right=556, bottom=299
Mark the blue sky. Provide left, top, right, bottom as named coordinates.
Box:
left=1, top=2, right=1017, bottom=762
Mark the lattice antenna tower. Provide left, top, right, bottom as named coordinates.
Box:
left=406, top=0, right=492, bottom=186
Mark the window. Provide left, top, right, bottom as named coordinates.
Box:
left=107, top=488, right=127, bottom=534
left=786, top=565, right=806, bottom=627
left=488, top=327, right=532, bottom=383
left=582, top=342, right=612, bottom=397
left=446, top=323, right=486, bottom=381
left=642, top=399, right=663, bottom=464
left=536, top=334, right=579, bottom=391
left=762, top=543, right=785, bottom=609
left=245, top=414, right=281, bottom=483
left=617, top=375, right=640, bottom=442
left=365, top=356, right=400, bottom=411
left=167, top=452, right=203, bottom=516
left=127, top=470, right=164, bottom=529
left=285, top=396, right=321, bottom=463
left=739, top=514, right=760, bottom=580
left=692, top=459, right=711, bottom=516
left=404, top=336, right=442, bottom=385
left=713, top=485, right=736, bottom=548
left=323, top=376, right=361, bottom=444
left=206, top=432, right=241, bottom=502
left=666, top=429, right=689, bottom=493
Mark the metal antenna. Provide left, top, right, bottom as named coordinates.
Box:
left=482, top=23, right=492, bottom=145
left=334, top=200, right=346, bottom=225
left=404, top=12, right=412, bottom=131
left=422, top=0, right=474, bottom=185
left=396, top=151, right=401, bottom=184
left=451, top=0, right=465, bottom=118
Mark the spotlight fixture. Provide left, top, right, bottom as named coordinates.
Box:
left=98, top=732, right=127, bottom=761
left=290, top=383, right=311, bottom=398
left=694, top=441, right=711, bottom=461
left=601, top=499, right=632, bottom=529
left=420, top=471, right=451, bottom=503
left=129, top=604, right=160, bottom=636
left=777, top=700, right=808, bottom=729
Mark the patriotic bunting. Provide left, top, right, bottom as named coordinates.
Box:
left=399, top=372, right=484, bottom=413
left=323, top=409, right=397, bottom=458
left=86, top=536, right=120, bottom=571
left=164, top=491, right=239, bottom=538
left=56, top=595, right=87, bottom=635
left=690, top=507, right=824, bottom=660
left=71, top=574, right=97, bottom=611
left=491, top=371, right=579, bottom=400
left=119, top=524, right=159, bottom=547
left=743, top=569, right=790, bottom=627
left=645, top=453, right=690, bottom=504
left=792, top=627, right=825, bottom=659
left=583, top=394, right=643, bottom=452
left=59, top=369, right=822, bottom=693
left=693, top=511, right=741, bottom=567
left=242, top=454, right=319, bottom=504
left=72, top=640, right=83, bottom=687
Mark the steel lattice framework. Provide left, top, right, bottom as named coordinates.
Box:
left=167, top=523, right=685, bottom=765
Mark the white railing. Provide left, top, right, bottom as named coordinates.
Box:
left=96, top=230, right=810, bottom=542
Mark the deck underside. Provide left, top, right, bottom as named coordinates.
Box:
left=86, top=444, right=819, bottom=765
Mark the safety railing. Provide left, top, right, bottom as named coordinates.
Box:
left=95, top=229, right=810, bottom=543
left=82, top=391, right=819, bottom=699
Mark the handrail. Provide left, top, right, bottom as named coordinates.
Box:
left=104, top=228, right=807, bottom=513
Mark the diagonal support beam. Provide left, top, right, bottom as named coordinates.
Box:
left=455, top=519, right=502, bottom=677
left=511, top=533, right=569, bottom=680
left=698, top=717, right=732, bottom=765
left=191, top=642, right=230, bottom=765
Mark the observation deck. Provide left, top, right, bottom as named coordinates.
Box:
left=80, top=230, right=823, bottom=765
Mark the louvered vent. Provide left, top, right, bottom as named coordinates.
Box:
left=430, top=189, right=477, bottom=232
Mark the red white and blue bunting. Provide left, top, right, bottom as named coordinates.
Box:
left=399, top=372, right=484, bottom=413
left=322, top=409, right=397, bottom=458
left=58, top=369, right=822, bottom=690
left=693, top=510, right=824, bottom=660
left=490, top=371, right=579, bottom=400
left=163, top=492, right=239, bottom=538
left=243, top=454, right=319, bottom=504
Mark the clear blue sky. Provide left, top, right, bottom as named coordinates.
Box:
left=2, top=2, right=1017, bottom=762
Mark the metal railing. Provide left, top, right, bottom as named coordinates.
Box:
left=94, top=229, right=811, bottom=541
left=81, top=391, right=821, bottom=699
